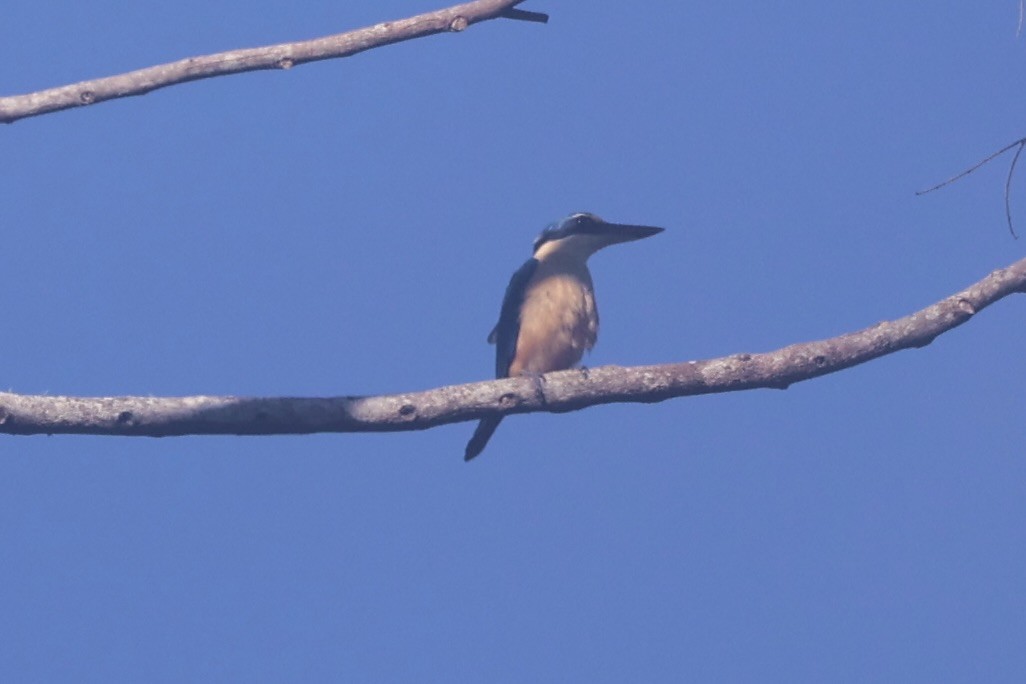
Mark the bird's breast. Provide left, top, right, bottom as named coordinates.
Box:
left=509, top=265, right=598, bottom=376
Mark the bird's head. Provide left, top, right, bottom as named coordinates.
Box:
left=532, top=212, right=664, bottom=260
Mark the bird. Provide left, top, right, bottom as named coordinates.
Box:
left=464, top=212, right=664, bottom=461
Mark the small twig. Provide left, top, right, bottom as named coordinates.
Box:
left=916, top=138, right=1026, bottom=195
left=1005, top=141, right=1025, bottom=239
left=1001, top=139, right=1026, bottom=237
left=500, top=8, right=549, bottom=23
left=917, top=137, right=1026, bottom=240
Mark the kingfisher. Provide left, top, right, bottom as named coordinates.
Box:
left=464, top=212, right=664, bottom=461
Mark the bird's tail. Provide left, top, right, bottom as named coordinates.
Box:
left=464, top=416, right=503, bottom=461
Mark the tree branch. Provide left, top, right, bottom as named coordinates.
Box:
left=3, top=256, right=1024, bottom=439
left=0, top=0, right=547, bottom=124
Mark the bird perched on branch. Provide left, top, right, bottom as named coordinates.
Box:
left=465, top=212, right=664, bottom=461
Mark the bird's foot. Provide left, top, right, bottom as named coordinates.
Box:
left=523, top=371, right=548, bottom=406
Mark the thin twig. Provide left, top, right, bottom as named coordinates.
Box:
left=0, top=0, right=547, bottom=124
left=1005, top=141, right=1025, bottom=239
left=916, top=138, right=1026, bottom=195
left=917, top=137, right=1026, bottom=239
left=2, top=256, right=1024, bottom=441
left=500, top=8, right=549, bottom=23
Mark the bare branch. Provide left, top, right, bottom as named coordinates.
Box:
left=0, top=0, right=547, bottom=124
left=3, top=256, right=1024, bottom=439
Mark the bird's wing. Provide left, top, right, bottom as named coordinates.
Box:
left=487, top=257, right=539, bottom=378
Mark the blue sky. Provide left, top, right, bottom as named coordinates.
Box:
left=2, top=1, right=1025, bottom=681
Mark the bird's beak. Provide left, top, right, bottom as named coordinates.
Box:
left=600, top=222, right=665, bottom=244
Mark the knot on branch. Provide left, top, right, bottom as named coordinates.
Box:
left=498, top=392, right=523, bottom=408
left=955, top=297, right=977, bottom=316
